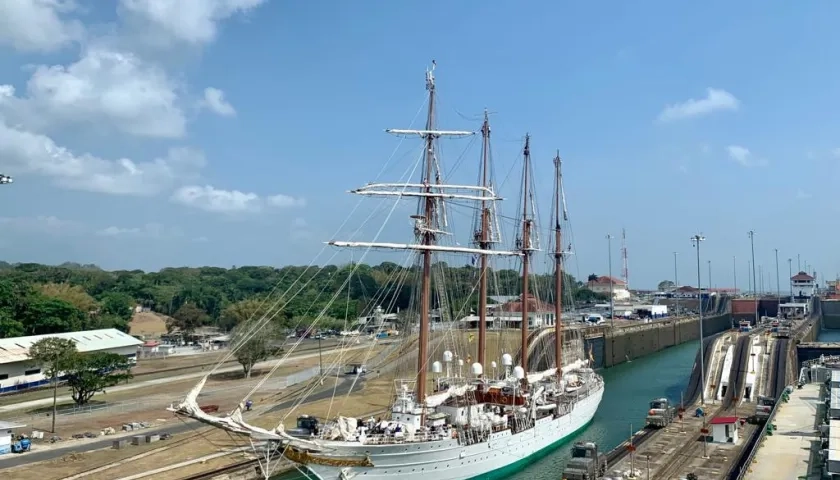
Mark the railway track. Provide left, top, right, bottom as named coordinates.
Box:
left=176, top=459, right=260, bottom=480
left=653, top=331, right=754, bottom=480
left=771, top=338, right=789, bottom=399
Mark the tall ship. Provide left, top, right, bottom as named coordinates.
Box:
left=169, top=63, right=604, bottom=480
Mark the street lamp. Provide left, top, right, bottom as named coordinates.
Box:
left=0, top=174, right=12, bottom=184
left=691, top=234, right=706, bottom=405
left=606, top=234, right=614, bottom=328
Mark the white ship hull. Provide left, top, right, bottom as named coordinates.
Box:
left=305, top=384, right=603, bottom=480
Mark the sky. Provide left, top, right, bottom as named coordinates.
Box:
left=0, top=0, right=839, bottom=289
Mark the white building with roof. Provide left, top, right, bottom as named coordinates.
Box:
left=0, top=328, right=142, bottom=395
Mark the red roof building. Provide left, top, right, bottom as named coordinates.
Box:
left=496, top=294, right=554, bottom=313
left=709, top=416, right=741, bottom=443
left=708, top=416, right=739, bottom=425
left=791, top=271, right=815, bottom=282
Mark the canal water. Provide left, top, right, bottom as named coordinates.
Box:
left=272, top=340, right=699, bottom=480
left=818, top=329, right=840, bottom=342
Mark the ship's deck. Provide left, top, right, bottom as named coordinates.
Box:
left=743, top=382, right=822, bottom=480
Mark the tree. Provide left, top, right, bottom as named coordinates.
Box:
left=28, top=337, right=78, bottom=432
left=64, top=352, right=133, bottom=405
left=38, top=283, right=98, bottom=314
left=168, top=302, right=208, bottom=334
left=230, top=319, right=282, bottom=378
left=587, top=273, right=598, bottom=282
left=657, top=280, right=676, bottom=291
left=99, top=292, right=135, bottom=321
left=220, top=298, right=273, bottom=332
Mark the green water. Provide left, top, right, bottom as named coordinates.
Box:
left=272, top=340, right=699, bottom=480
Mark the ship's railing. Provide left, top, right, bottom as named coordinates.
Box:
left=361, top=429, right=453, bottom=445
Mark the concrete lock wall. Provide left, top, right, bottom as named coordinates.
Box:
left=575, top=313, right=732, bottom=369
left=822, top=300, right=840, bottom=329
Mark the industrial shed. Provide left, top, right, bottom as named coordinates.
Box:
left=0, top=329, right=142, bottom=394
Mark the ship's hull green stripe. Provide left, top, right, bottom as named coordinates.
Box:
left=464, top=417, right=595, bottom=480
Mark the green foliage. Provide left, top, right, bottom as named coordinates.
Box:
left=64, top=352, right=133, bottom=405
left=230, top=318, right=283, bottom=378
left=28, top=337, right=78, bottom=380
left=658, top=280, right=676, bottom=291
left=0, top=261, right=591, bottom=339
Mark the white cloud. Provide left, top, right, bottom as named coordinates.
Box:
left=0, top=47, right=186, bottom=138
left=119, top=0, right=266, bottom=45
left=657, top=88, right=739, bottom=123
left=726, top=145, right=768, bottom=167
left=267, top=194, right=306, bottom=208
left=0, top=215, right=83, bottom=234
left=201, top=87, right=236, bottom=116
left=172, top=184, right=305, bottom=214
left=0, top=120, right=205, bottom=194
left=96, top=222, right=177, bottom=238
left=0, top=0, right=85, bottom=53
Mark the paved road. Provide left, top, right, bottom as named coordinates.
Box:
left=0, top=342, right=384, bottom=414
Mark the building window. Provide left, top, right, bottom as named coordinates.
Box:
left=24, top=368, right=41, bottom=376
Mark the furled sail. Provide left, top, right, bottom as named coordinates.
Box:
left=425, top=384, right=473, bottom=408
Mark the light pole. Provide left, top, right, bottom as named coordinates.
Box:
left=691, top=234, right=706, bottom=405
left=607, top=234, right=614, bottom=328
left=673, top=252, right=679, bottom=316
left=788, top=258, right=793, bottom=299
left=708, top=260, right=712, bottom=291
left=775, top=249, right=781, bottom=314
left=798, top=254, right=801, bottom=272
left=733, top=256, right=737, bottom=296
left=747, top=260, right=752, bottom=294
left=748, top=230, right=758, bottom=325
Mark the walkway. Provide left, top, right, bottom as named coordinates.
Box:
left=744, top=382, right=822, bottom=480
left=0, top=341, right=383, bottom=414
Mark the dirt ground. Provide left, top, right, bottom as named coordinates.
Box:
left=2, top=346, right=395, bottom=480
left=128, top=312, right=171, bottom=338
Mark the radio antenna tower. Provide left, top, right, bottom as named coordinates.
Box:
left=621, top=228, right=629, bottom=290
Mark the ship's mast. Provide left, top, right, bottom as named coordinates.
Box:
left=416, top=66, right=437, bottom=403
left=553, top=151, right=564, bottom=374
left=327, top=63, right=525, bottom=403
left=477, top=111, right=491, bottom=369
left=520, top=135, right=532, bottom=372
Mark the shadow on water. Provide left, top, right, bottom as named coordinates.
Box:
left=271, top=340, right=700, bottom=480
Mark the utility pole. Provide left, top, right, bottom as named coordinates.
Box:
left=748, top=230, right=758, bottom=325
left=691, top=234, right=706, bottom=405
left=798, top=254, right=801, bottom=272
left=607, top=234, right=615, bottom=329
left=673, top=252, right=679, bottom=315
left=621, top=228, right=629, bottom=291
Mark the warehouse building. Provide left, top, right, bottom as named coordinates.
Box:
left=0, top=328, right=142, bottom=394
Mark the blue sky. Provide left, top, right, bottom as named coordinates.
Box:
left=0, top=1, right=838, bottom=289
